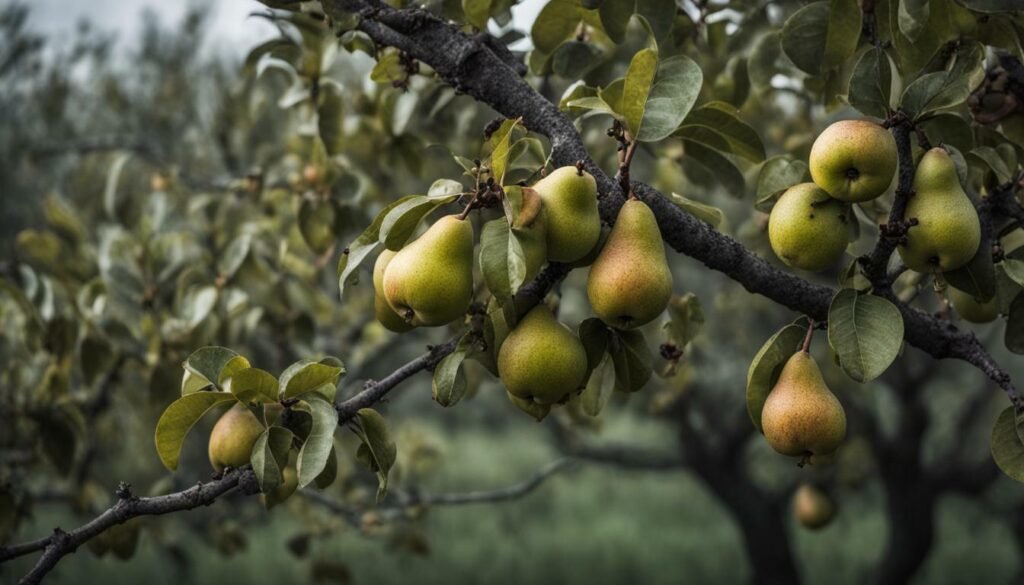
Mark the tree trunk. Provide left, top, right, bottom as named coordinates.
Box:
left=876, top=478, right=935, bottom=585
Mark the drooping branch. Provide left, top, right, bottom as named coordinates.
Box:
left=0, top=468, right=259, bottom=585
left=326, top=0, right=1020, bottom=405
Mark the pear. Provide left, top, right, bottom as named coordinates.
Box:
left=497, top=305, right=588, bottom=405
left=262, top=463, right=298, bottom=509
left=793, top=484, right=836, bottom=530
left=897, top=148, right=981, bottom=273
left=948, top=286, right=999, bottom=323
left=587, top=199, right=672, bottom=329
left=768, top=183, right=850, bottom=272
left=208, top=404, right=265, bottom=471
left=809, top=119, right=897, bottom=202
left=373, top=250, right=415, bottom=332
left=383, top=215, right=474, bottom=327
left=532, top=166, right=601, bottom=263
left=760, top=351, right=846, bottom=457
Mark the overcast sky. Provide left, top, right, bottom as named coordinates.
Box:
left=24, top=0, right=545, bottom=60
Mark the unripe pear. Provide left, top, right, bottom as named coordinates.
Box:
left=809, top=120, right=897, bottom=202
left=498, top=306, right=588, bottom=405
left=587, top=199, right=672, bottom=329
left=383, top=215, right=474, bottom=327
left=761, top=351, right=846, bottom=457
left=768, top=183, right=850, bottom=271
left=948, top=286, right=999, bottom=323
left=532, top=166, right=601, bottom=262
left=373, top=250, right=415, bottom=332
left=897, top=148, right=981, bottom=273
left=208, top=404, right=265, bottom=471
left=793, top=484, right=836, bottom=530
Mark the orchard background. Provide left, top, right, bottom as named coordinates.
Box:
left=2, top=0, right=1024, bottom=584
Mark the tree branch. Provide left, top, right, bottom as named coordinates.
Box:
left=324, top=0, right=1020, bottom=405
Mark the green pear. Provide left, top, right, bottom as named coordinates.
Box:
left=587, top=199, right=672, bottom=329
left=208, top=404, right=265, bottom=471
left=768, top=183, right=850, bottom=271
left=383, top=215, right=474, bottom=327
left=948, top=286, right=999, bottom=323
left=532, top=166, right=601, bottom=262
left=809, top=119, right=897, bottom=202
left=514, top=188, right=548, bottom=282
left=498, top=305, right=588, bottom=405
left=760, top=351, right=846, bottom=457
left=373, top=250, right=415, bottom=332
left=897, top=147, right=981, bottom=273
left=262, top=463, right=298, bottom=509
left=793, top=484, right=836, bottom=530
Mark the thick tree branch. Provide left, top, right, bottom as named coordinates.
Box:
left=861, top=118, right=915, bottom=288
left=325, top=0, right=1020, bottom=405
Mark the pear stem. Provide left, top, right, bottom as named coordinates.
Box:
left=801, top=319, right=815, bottom=353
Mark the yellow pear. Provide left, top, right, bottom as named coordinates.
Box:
left=373, top=250, right=415, bottom=332
left=208, top=404, right=265, bottom=471
left=768, top=183, right=850, bottom=272
left=761, top=351, right=846, bottom=457
left=793, top=484, right=836, bottom=530
left=898, top=148, right=981, bottom=273
left=532, top=166, right=601, bottom=262
left=587, top=199, right=672, bottom=329
left=948, top=286, right=999, bottom=323
left=498, top=305, right=587, bottom=405
left=383, top=215, right=474, bottom=327
left=809, top=119, right=897, bottom=202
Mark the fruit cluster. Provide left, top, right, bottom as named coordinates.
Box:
left=372, top=165, right=673, bottom=417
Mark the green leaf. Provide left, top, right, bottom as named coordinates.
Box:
left=781, top=2, right=830, bottom=76
left=353, top=408, right=397, bottom=501
left=968, top=146, right=1014, bottom=184
left=104, top=153, right=130, bottom=221
left=183, top=347, right=240, bottom=393
left=531, top=0, right=583, bottom=54
left=991, top=406, right=1024, bottom=482
left=379, top=195, right=457, bottom=251
left=219, top=234, right=252, bottom=279
left=824, top=0, right=861, bottom=70
left=755, top=157, right=810, bottom=212
left=251, top=426, right=294, bottom=493
left=827, top=289, right=904, bottom=382
left=995, top=262, right=1024, bottom=316
left=900, top=43, right=984, bottom=121
left=668, top=193, right=724, bottom=227
left=663, top=293, right=704, bottom=348
left=636, top=55, right=704, bottom=142
left=279, top=360, right=345, bottom=400
left=1004, top=259, right=1024, bottom=288
left=230, top=368, right=280, bottom=405
left=579, top=317, right=612, bottom=378
left=295, top=395, right=338, bottom=489
left=609, top=329, right=653, bottom=393
left=218, top=356, right=253, bottom=386
left=432, top=335, right=475, bottom=407
left=623, top=48, right=658, bottom=141
left=370, top=52, right=405, bottom=84
left=488, top=118, right=520, bottom=185
left=682, top=139, right=746, bottom=197
left=338, top=196, right=419, bottom=298
left=552, top=41, right=605, bottom=79
left=746, top=320, right=808, bottom=432
left=154, top=392, right=237, bottom=470
left=314, top=444, right=338, bottom=489
left=943, top=246, right=996, bottom=302
left=479, top=218, right=528, bottom=300
left=318, top=84, right=344, bottom=156
left=580, top=353, right=615, bottom=417
left=565, top=95, right=620, bottom=119
left=848, top=47, right=893, bottom=118
left=1007, top=292, right=1024, bottom=354
left=599, top=0, right=676, bottom=45
left=749, top=32, right=782, bottom=91
left=463, top=0, right=492, bottom=29
left=676, top=101, right=765, bottom=163
left=898, top=0, right=930, bottom=42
